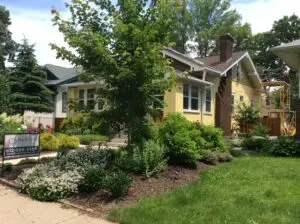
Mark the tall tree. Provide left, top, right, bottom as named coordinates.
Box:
left=0, top=5, right=15, bottom=70
left=0, top=71, right=11, bottom=113
left=9, top=38, right=53, bottom=114
left=188, top=0, right=251, bottom=56
left=51, top=0, right=176, bottom=144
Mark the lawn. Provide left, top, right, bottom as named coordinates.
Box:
left=108, top=157, right=300, bottom=224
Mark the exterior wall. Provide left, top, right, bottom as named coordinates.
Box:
left=23, top=111, right=54, bottom=128
left=55, top=86, right=68, bottom=118
left=231, top=64, right=261, bottom=111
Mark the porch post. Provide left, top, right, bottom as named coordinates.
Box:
left=296, top=68, right=300, bottom=139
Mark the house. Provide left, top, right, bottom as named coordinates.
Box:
left=23, top=64, right=78, bottom=130
left=162, top=34, right=262, bottom=135
left=29, top=34, right=262, bottom=135
left=271, top=40, right=300, bottom=139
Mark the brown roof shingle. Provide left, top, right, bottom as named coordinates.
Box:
left=196, top=51, right=247, bottom=73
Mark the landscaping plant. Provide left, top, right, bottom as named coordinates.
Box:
left=40, top=132, right=60, bottom=151
left=58, top=134, right=80, bottom=149
left=132, top=140, right=167, bottom=177
left=265, top=136, right=300, bottom=157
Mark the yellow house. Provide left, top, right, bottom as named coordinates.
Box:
left=59, top=35, right=262, bottom=135
left=162, top=35, right=262, bottom=135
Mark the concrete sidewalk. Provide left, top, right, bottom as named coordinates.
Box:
left=0, top=184, right=113, bottom=224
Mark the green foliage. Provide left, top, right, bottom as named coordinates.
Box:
left=0, top=6, right=15, bottom=70
left=229, top=149, right=248, bottom=157
left=105, top=170, right=132, bottom=199
left=199, top=125, right=226, bottom=151
left=132, top=140, right=167, bottom=177
left=78, top=167, right=105, bottom=194
left=78, top=135, right=108, bottom=145
left=265, top=137, right=300, bottom=157
left=0, top=113, right=24, bottom=145
left=234, top=103, right=261, bottom=129
left=40, top=132, right=60, bottom=151
left=0, top=72, right=12, bottom=113
left=216, top=151, right=233, bottom=163
left=3, top=163, right=13, bottom=172
left=58, top=135, right=80, bottom=149
left=9, top=38, right=53, bottom=114
left=249, top=124, right=270, bottom=137
left=200, top=150, right=218, bottom=165
left=60, top=115, right=86, bottom=133
left=51, top=1, right=177, bottom=145
left=242, top=136, right=268, bottom=151
left=159, top=113, right=201, bottom=166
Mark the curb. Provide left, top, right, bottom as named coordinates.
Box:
left=0, top=178, right=18, bottom=189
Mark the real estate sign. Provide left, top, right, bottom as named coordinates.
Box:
left=3, top=134, right=40, bottom=160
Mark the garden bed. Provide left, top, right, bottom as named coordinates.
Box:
left=66, top=162, right=212, bottom=217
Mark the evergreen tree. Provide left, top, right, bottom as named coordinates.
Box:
left=0, top=70, right=11, bottom=113
left=9, top=38, right=53, bottom=114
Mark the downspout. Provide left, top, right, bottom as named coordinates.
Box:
left=201, top=71, right=206, bottom=125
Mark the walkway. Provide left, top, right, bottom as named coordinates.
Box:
left=0, top=184, right=112, bottom=224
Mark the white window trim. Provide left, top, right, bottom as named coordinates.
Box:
left=204, top=87, right=212, bottom=114
left=78, top=88, right=100, bottom=111
left=232, top=93, right=236, bottom=115
left=183, top=84, right=201, bottom=113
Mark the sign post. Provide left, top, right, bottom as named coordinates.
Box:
left=2, top=133, right=40, bottom=177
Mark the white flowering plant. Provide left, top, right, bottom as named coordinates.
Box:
left=16, top=162, right=84, bottom=201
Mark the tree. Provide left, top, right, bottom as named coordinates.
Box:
left=51, top=0, right=176, bottom=145
left=9, top=38, right=53, bottom=114
left=188, top=0, right=251, bottom=57
left=0, top=70, right=11, bottom=113
left=0, top=5, right=16, bottom=70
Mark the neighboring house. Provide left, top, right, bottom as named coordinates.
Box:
left=23, top=64, right=78, bottom=130
left=162, top=34, right=262, bottom=135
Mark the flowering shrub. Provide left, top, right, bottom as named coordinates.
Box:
left=58, top=134, right=80, bottom=149
left=0, top=113, right=25, bottom=144
left=16, top=163, right=83, bottom=201
left=40, top=132, right=60, bottom=151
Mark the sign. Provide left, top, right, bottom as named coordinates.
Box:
left=3, top=134, right=40, bottom=160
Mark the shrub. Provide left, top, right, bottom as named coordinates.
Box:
left=265, top=137, right=300, bottom=157
left=16, top=163, right=83, bottom=201
left=216, top=152, right=233, bottom=162
left=200, top=151, right=218, bottom=165
left=78, top=135, right=108, bottom=145
left=105, top=170, right=132, bottom=199
left=199, top=125, right=226, bottom=151
left=58, top=135, right=80, bottom=149
left=159, top=113, right=201, bottom=166
left=78, top=167, right=105, bottom=194
left=40, top=132, right=60, bottom=151
left=242, top=136, right=268, bottom=151
left=60, top=115, right=86, bottom=134
left=3, top=163, right=13, bottom=172
left=249, top=124, right=270, bottom=137
left=229, top=149, right=248, bottom=157
left=0, top=113, right=25, bottom=145
left=132, top=140, right=167, bottom=177
left=234, top=103, right=261, bottom=130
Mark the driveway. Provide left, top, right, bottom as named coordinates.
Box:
left=0, top=184, right=112, bottom=224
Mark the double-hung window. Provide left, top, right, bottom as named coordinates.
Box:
left=183, top=84, right=200, bottom=111
left=87, top=89, right=96, bottom=110
left=205, top=88, right=212, bottom=113
left=78, top=89, right=85, bottom=110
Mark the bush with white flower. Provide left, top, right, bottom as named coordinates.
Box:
left=16, top=162, right=84, bottom=201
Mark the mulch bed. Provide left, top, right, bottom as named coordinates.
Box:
left=1, top=164, right=36, bottom=181
left=66, top=162, right=212, bottom=217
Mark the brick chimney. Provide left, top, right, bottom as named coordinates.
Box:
left=220, top=34, right=235, bottom=62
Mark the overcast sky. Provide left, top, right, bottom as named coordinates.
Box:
left=1, top=0, right=300, bottom=67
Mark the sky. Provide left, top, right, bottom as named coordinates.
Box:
left=1, top=0, right=300, bottom=67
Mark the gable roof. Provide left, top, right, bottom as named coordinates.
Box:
left=45, top=64, right=78, bottom=86
left=196, top=51, right=247, bottom=74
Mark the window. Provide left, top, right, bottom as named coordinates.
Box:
left=231, top=94, right=235, bottom=115
left=240, top=95, right=244, bottom=102
left=205, top=88, right=212, bottom=113
left=87, top=89, right=96, bottom=110
left=183, top=84, right=200, bottom=111
left=78, top=89, right=85, bottom=110
left=62, top=92, right=67, bottom=113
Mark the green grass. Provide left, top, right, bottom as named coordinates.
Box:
left=108, top=157, right=300, bottom=224
left=77, top=135, right=108, bottom=145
